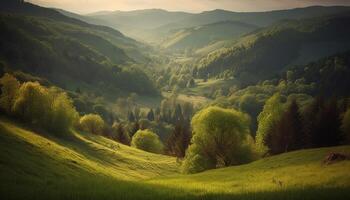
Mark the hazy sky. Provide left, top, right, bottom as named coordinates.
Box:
left=26, top=0, right=350, bottom=14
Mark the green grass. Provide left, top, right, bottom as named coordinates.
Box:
left=1, top=117, right=350, bottom=199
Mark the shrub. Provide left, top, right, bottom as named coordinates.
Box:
left=79, top=114, right=105, bottom=135
left=131, top=129, right=163, bottom=154
left=182, top=106, right=254, bottom=174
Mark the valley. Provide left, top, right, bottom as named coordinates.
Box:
left=1, top=1, right=350, bottom=199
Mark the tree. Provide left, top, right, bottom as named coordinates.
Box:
left=127, top=111, right=135, bottom=122
left=303, top=97, right=343, bottom=148
left=342, top=108, right=350, bottom=144
left=112, top=123, right=130, bottom=145
left=313, top=98, right=342, bottom=147
left=255, top=93, right=284, bottom=155
left=10, top=79, right=78, bottom=135
left=131, top=129, right=163, bottom=154
left=166, top=121, right=191, bottom=158
left=129, top=121, right=140, bottom=138
left=47, top=88, right=78, bottom=133
left=79, top=114, right=105, bottom=135
left=186, top=78, right=195, bottom=88
left=182, top=106, right=254, bottom=173
left=172, top=104, right=183, bottom=123
left=268, top=99, right=303, bottom=154
left=0, top=73, right=20, bottom=114
left=147, top=108, right=155, bottom=121
left=13, top=81, right=51, bottom=125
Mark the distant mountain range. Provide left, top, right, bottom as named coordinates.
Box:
left=58, top=6, right=350, bottom=45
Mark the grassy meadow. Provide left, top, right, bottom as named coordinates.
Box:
left=1, top=117, right=349, bottom=200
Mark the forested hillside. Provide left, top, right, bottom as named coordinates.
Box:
left=159, top=21, right=258, bottom=51
left=0, top=1, right=157, bottom=95
left=197, top=13, right=350, bottom=86
left=72, top=6, right=350, bottom=43
left=1, top=1, right=350, bottom=200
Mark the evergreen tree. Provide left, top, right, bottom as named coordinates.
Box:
left=303, top=97, right=343, bottom=148
left=172, top=104, right=184, bottom=123
left=166, top=121, right=191, bottom=158
left=314, top=98, right=342, bottom=147
left=113, top=123, right=130, bottom=145
left=270, top=99, right=303, bottom=154
left=129, top=121, right=139, bottom=138
left=147, top=108, right=155, bottom=121
left=127, top=111, right=135, bottom=122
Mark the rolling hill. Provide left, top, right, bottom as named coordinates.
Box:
left=1, top=116, right=349, bottom=199
left=197, top=12, right=350, bottom=86
left=68, top=6, right=350, bottom=43
left=0, top=1, right=157, bottom=95
left=85, top=9, right=193, bottom=42
left=159, top=21, right=258, bottom=51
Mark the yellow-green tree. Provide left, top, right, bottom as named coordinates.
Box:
left=0, top=73, right=20, bottom=114
left=182, top=106, right=254, bottom=174
left=11, top=80, right=78, bottom=135
left=47, top=87, right=78, bottom=133
left=13, top=81, right=51, bottom=125
left=79, top=114, right=105, bottom=135
left=255, top=93, right=284, bottom=155
left=131, top=129, right=163, bottom=154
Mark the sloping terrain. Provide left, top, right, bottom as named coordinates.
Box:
left=160, top=21, right=258, bottom=51
left=148, top=145, right=350, bottom=200
left=1, top=117, right=349, bottom=200
left=0, top=1, right=157, bottom=95
left=73, top=6, right=350, bottom=42
left=197, top=13, right=350, bottom=86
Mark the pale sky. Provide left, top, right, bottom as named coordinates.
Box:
left=26, top=0, right=350, bottom=14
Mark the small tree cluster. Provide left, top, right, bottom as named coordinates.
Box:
left=256, top=94, right=346, bottom=155
left=0, top=74, right=78, bottom=135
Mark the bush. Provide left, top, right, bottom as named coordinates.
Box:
left=182, top=106, right=254, bottom=174
left=79, top=114, right=105, bottom=135
left=131, top=129, right=163, bottom=154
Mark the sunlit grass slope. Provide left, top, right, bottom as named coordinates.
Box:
left=149, top=146, right=350, bottom=199
left=1, top=117, right=350, bottom=200
left=0, top=118, right=182, bottom=199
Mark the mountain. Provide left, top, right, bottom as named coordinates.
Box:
left=173, top=6, right=350, bottom=28
left=0, top=1, right=157, bottom=95
left=58, top=6, right=350, bottom=44
left=159, top=21, right=258, bottom=51
left=197, top=13, right=350, bottom=87
left=86, top=9, right=194, bottom=41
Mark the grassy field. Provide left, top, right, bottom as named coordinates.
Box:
left=1, top=117, right=350, bottom=200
